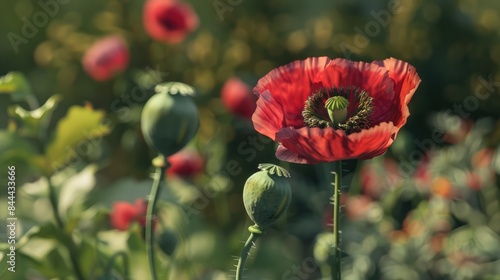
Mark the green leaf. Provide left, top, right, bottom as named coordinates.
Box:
left=8, top=94, right=61, bottom=138
left=28, top=222, right=67, bottom=241
left=0, top=130, right=37, bottom=174
left=58, top=165, right=97, bottom=220
left=0, top=72, right=36, bottom=105
left=34, top=105, right=111, bottom=175
left=127, top=227, right=146, bottom=252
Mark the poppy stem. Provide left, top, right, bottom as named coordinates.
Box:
left=236, top=225, right=264, bottom=280
left=332, top=161, right=343, bottom=280
left=146, top=155, right=166, bottom=280
left=46, top=177, right=85, bottom=280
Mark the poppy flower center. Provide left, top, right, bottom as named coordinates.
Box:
left=157, top=8, right=187, bottom=31
left=301, top=86, right=374, bottom=134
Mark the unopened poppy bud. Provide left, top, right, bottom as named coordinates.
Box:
left=243, top=163, right=292, bottom=227
left=325, top=96, right=349, bottom=125
left=157, top=229, right=178, bottom=256
left=141, top=82, right=199, bottom=156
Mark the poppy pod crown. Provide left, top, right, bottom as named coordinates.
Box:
left=252, top=57, right=421, bottom=164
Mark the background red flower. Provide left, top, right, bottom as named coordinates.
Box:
left=221, top=77, right=257, bottom=119
left=82, top=35, right=129, bottom=81
left=110, top=199, right=148, bottom=231
left=167, top=148, right=204, bottom=177
left=143, top=0, right=199, bottom=44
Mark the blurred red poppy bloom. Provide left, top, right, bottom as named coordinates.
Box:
left=110, top=199, right=149, bottom=231
left=252, top=57, right=421, bottom=164
left=221, top=77, right=257, bottom=119
left=82, top=36, right=129, bottom=81
left=167, top=148, right=204, bottom=177
left=360, top=158, right=402, bottom=199
left=143, top=0, right=198, bottom=44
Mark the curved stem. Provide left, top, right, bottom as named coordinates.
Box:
left=46, top=178, right=85, bottom=280
left=146, top=156, right=166, bottom=280
left=332, top=161, right=342, bottom=280
left=236, top=225, right=263, bottom=280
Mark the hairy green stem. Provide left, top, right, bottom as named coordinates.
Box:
left=47, top=178, right=85, bottom=280
left=146, top=157, right=166, bottom=280
left=236, top=225, right=263, bottom=280
left=332, top=161, right=342, bottom=280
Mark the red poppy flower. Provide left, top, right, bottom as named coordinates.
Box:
left=221, top=77, right=257, bottom=119
left=167, top=148, right=204, bottom=177
left=143, top=0, right=199, bottom=44
left=110, top=199, right=149, bottom=231
left=82, top=36, right=129, bottom=81
left=252, top=57, right=421, bottom=164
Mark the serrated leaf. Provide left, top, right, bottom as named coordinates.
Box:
left=0, top=72, right=35, bottom=104
left=34, top=105, right=111, bottom=175
left=8, top=95, right=61, bottom=138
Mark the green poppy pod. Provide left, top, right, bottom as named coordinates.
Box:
left=157, top=229, right=178, bottom=256
left=243, top=164, right=292, bottom=227
left=141, top=82, right=199, bottom=156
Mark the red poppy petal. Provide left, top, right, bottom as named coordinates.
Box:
left=252, top=90, right=285, bottom=141
left=318, top=58, right=396, bottom=125
left=143, top=0, right=198, bottom=44
left=110, top=202, right=140, bottom=231
left=134, top=199, right=148, bottom=216
left=276, top=122, right=397, bottom=163
left=276, top=144, right=317, bottom=164
left=221, top=77, right=256, bottom=119
left=374, top=58, right=422, bottom=128
left=254, top=57, right=332, bottom=128
left=82, top=36, right=129, bottom=81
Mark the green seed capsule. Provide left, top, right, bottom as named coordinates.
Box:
left=141, top=82, right=199, bottom=156
left=243, top=164, right=292, bottom=227
left=157, top=229, right=178, bottom=256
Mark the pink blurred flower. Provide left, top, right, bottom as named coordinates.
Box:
left=466, top=172, right=483, bottom=191
left=345, top=195, right=374, bottom=221
left=360, top=158, right=402, bottom=199
left=322, top=193, right=347, bottom=230
left=430, top=233, right=446, bottom=253
left=143, top=0, right=199, bottom=44
left=82, top=36, right=129, bottom=81
left=414, top=157, right=432, bottom=186
left=167, top=148, right=204, bottom=177
left=442, top=118, right=473, bottom=144
left=471, top=148, right=494, bottom=168
left=110, top=199, right=149, bottom=231
left=221, top=77, right=257, bottom=119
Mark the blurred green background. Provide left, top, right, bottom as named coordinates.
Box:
left=1, top=0, right=500, bottom=279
